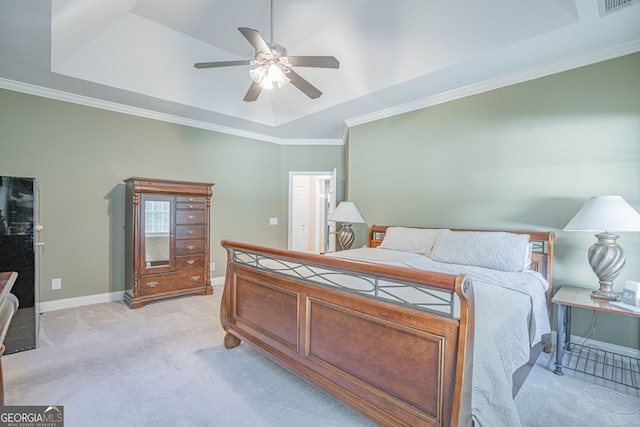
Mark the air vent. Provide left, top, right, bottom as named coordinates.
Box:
left=599, top=0, right=639, bottom=17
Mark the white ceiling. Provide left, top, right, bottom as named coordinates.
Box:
left=1, top=0, right=639, bottom=144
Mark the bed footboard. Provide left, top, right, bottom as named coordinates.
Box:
left=220, top=240, right=474, bottom=427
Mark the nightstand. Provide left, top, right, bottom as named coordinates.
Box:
left=552, top=285, right=640, bottom=389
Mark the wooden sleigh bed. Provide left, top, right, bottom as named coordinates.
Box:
left=219, top=226, right=554, bottom=426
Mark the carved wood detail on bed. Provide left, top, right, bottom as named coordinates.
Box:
left=220, top=240, right=474, bottom=426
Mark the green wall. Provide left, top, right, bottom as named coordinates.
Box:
left=1, top=52, right=638, bottom=350
left=0, top=89, right=344, bottom=303
left=348, top=52, right=640, bottom=349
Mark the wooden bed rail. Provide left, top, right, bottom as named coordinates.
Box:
left=220, top=239, right=464, bottom=290
left=220, top=240, right=474, bottom=426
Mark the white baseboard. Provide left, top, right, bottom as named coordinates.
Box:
left=39, top=276, right=227, bottom=313
left=551, top=331, right=640, bottom=359
left=39, top=291, right=125, bottom=313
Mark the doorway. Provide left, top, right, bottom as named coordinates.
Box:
left=288, top=170, right=336, bottom=253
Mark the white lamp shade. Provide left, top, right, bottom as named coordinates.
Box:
left=328, top=202, right=366, bottom=224
left=563, top=196, right=640, bottom=232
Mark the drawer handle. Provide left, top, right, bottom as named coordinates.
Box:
left=189, top=198, right=194, bottom=202
left=187, top=260, right=195, bottom=265
left=187, top=245, right=195, bottom=250
left=147, top=281, right=158, bottom=288
left=188, top=215, right=195, bottom=220
left=191, top=275, right=201, bottom=281
left=189, top=204, right=194, bottom=208
left=188, top=230, right=195, bottom=235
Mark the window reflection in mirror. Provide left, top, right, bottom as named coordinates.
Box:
left=144, top=200, right=170, bottom=268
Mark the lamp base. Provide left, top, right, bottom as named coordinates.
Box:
left=591, top=289, right=620, bottom=301
left=337, top=223, right=355, bottom=250
left=587, top=232, right=625, bottom=302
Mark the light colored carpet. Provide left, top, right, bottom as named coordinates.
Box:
left=4, top=286, right=639, bottom=426
left=515, top=348, right=640, bottom=426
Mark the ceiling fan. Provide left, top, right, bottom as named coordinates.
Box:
left=194, top=0, right=339, bottom=102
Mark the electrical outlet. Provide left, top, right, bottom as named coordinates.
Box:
left=52, top=278, right=61, bottom=290
left=269, top=217, right=278, bottom=225
left=210, top=262, right=215, bottom=271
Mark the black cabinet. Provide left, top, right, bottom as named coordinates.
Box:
left=0, top=176, right=40, bottom=354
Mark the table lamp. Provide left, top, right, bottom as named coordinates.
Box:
left=563, top=195, right=640, bottom=300
left=328, top=202, right=366, bottom=250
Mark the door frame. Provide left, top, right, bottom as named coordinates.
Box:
left=288, top=170, right=336, bottom=253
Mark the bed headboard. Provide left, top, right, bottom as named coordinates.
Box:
left=367, top=225, right=555, bottom=311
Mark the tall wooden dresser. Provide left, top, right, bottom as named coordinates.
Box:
left=124, top=178, right=213, bottom=308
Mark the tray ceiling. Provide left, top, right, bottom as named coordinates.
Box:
left=1, top=0, right=639, bottom=144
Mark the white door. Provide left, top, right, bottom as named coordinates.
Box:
left=292, top=185, right=307, bottom=251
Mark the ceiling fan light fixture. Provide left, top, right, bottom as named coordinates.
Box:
left=276, top=73, right=290, bottom=88
left=250, top=62, right=290, bottom=90
left=268, top=63, right=290, bottom=88
left=267, top=63, right=283, bottom=81
left=194, top=1, right=338, bottom=101
left=249, top=65, right=267, bottom=85
left=260, top=73, right=274, bottom=89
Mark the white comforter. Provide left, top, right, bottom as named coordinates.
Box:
left=327, top=247, right=551, bottom=427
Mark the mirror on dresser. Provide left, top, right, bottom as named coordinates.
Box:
left=143, top=197, right=172, bottom=270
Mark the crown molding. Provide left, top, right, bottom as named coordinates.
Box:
left=0, top=77, right=344, bottom=146
left=345, top=39, right=640, bottom=128
left=2, top=39, right=637, bottom=145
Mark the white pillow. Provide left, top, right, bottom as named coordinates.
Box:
left=429, top=230, right=531, bottom=272
left=378, top=227, right=445, bottom=255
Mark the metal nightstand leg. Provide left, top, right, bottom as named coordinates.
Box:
left=554, top=303, right=565, bottom=375
left=565, top=306, right=572, bottom=352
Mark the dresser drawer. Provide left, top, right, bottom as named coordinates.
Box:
left=176, top=224, right=205, bottom=239
left=176, top=196, right=207, bottom=204
left=175, top=254, right=205, bottom=270
left=176, top=202, right=205, bottom=210
left=140, top=271, right=205, bottom=296
left=175, top=239, right=206, bottom=255
left=176, top=209, right=205, bottom=224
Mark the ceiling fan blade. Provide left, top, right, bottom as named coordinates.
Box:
left=243, top=81, right=263, bottom=102
left=238, top=27, right=271, bottom=55
left=286, top=69, right=322, bottom=99
left=194, top=60, right=252, bottom=69
left=287, top=56, right=339, bottom=69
